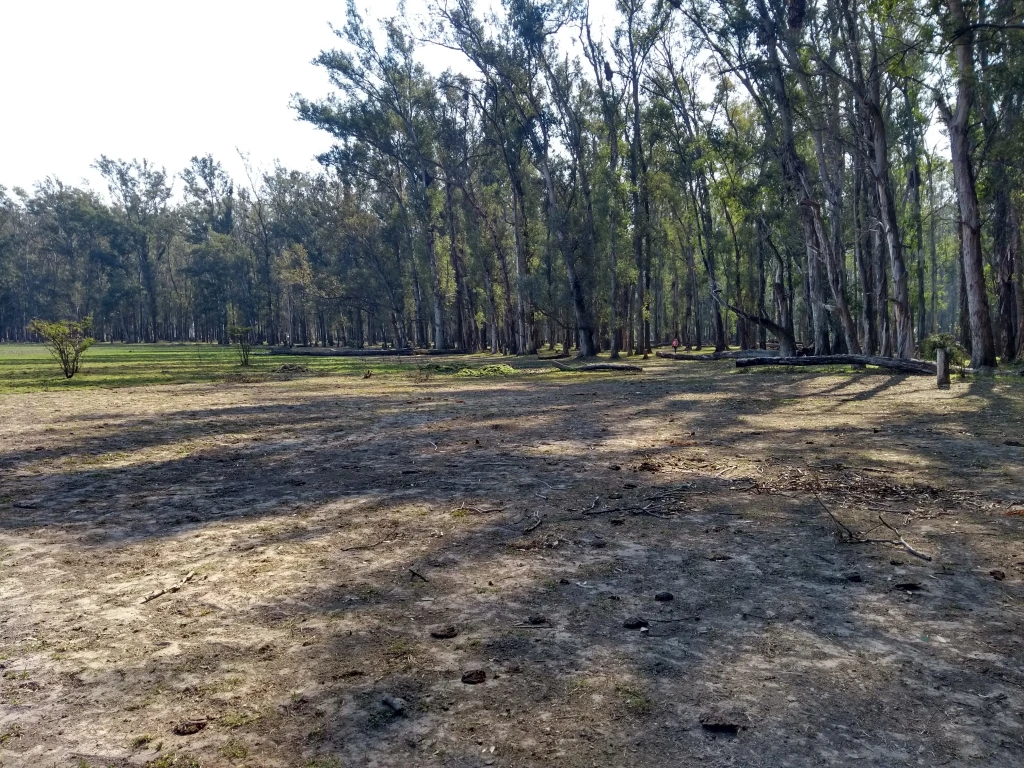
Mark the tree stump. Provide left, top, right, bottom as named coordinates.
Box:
left=936, top=349, right=951, bottom=389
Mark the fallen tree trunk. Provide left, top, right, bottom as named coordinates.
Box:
left=551, top=361, right=643, bottom=373
left=269, top=347, right=414, bottom=357
left=656, top=350, right=778, bottom=361
left=735, top=354, right=935, bottom=375
left=415, top=348, right=472, bottom=356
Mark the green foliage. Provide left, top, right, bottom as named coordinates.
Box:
left=921, top=333, right=967, bottom=366
left=454, top=364, right=517, bottom=376
left=27, top=317, right=95, bottom=378
left=228, top=325, right=254, bottom=366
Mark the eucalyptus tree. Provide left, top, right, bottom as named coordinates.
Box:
left=93, top=157, right=174, bottom=342
left=616, top=0, right=674, bottom=355
left=931, top=0, right=999, bottom=367
left=297, top=0, right=448, bottom=349
left=582, top=10, right=628, bottom=356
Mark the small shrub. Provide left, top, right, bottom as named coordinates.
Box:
left=228, top=325, right=254, bottom=366
left=28, top=317, right=95, bottom=378
left=921, top=333, right=967, bottom=367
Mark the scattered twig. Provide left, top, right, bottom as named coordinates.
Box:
left=409, top=568, right=430, bottom=582
left=877, top=514, right=933, bottom=561
left=524, top=511, right=544, bottom=533
left=816, top=495, right=855, bottom=540
left=647, top=617, right=698, bottom=623
left=817, top=496, right=933, bottom=561
left=140, top=570, right=196, bottom=604
left=447, top=502, right=504, bottom=515
left=577, top=496, right=600, bottom=513
left=340, top=537, right=389, bottom=552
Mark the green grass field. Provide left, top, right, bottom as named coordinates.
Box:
left=0, top=343, right=425, bottom=394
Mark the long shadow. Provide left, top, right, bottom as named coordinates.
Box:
left=2, top=364, right=1023, bottom=767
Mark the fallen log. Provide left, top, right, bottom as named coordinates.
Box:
left=551, top=360, right=643, bottom=373
left=656, top=349, right=778, bottom=361
left=414, top=348, right=472, bottom=355
left=735, top=354, right=935, bottom=375
left=269, top=347, right=414, bottom=357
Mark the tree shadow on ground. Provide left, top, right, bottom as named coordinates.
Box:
left=0, top=363, right=1022, bottom=767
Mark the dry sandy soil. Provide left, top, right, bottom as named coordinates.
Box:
left=1, top=359, right=1023, bottom=768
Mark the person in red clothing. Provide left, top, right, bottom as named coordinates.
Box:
left=672, top=337, right=680, bottom=352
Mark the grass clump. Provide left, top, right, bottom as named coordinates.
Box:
left=145, top=754, right=200, bottom=768
left=220, top=739, right=249, bottom=759
left=220, top=710, right=262, bottom=728
left=131, top=733, right=155, bottom=749
left=454, top=364, right=516, bottom=377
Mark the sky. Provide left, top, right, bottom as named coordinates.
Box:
left=0, top=1, right=445, bottom=195
left=1, top=1, right=625, bottom=198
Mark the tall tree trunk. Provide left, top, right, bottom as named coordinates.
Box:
left=938, top=0, right=997, bottom=367
left=927, top=152, right=939, bottom=334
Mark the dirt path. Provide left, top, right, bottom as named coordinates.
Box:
left=1, top=361, right=1022, bottom=767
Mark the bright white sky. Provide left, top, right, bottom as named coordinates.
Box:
left=0, top=1, right=456, bottom=195
left=1, top=0, right=623, bottom=197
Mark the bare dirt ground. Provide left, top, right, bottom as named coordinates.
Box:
left=1, top=359, right=1023, bottom=768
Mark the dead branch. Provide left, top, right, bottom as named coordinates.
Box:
left=140, top=570, right=196, bottom=604
left=877, top=514, right=933, bottom=562
left=817, top=497, right=932, bottom=561
left=269, top=347, right=413, bottom=357
left=816, top=495, right=856, bottom=540
left=550, top=360, right=643, bottom=373
left=409, top=568, right=430, bottom=582
left=341, top=537, right=389, bottom=552
left=656, top=350, right=777, bottom=360
left=524, top=511, right=544, bottom=532
left=736, top=354, right=935, bottom=375
left=447, top=502, right=504, bottom=515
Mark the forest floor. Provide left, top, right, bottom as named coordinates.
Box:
left=1, top=349, right=1023, bottom=768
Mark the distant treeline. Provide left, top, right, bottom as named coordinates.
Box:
left=1, top=0, right=1022, bottom=366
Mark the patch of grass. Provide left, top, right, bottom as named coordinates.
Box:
left=220, top=710, right=262, bottom=728
left=145, top=754, right=200, bottom=768
left=0, top=342, right=415, bottom=394
left=615, top=683, right=653, bottom=715
left=385, top=639, right=418, bottom=659
left=0, top=724, right=22, bottom=744
left=220, top=739, right=249, bottom=759
left=131, top=733, right=155, bottom=749
left=454, top=364, right=517, bottom=377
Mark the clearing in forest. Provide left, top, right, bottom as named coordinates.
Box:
left=1, top=350, right=1023, bottom=767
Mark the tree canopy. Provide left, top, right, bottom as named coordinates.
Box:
left=3, top=0, right=1022, bottom=368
